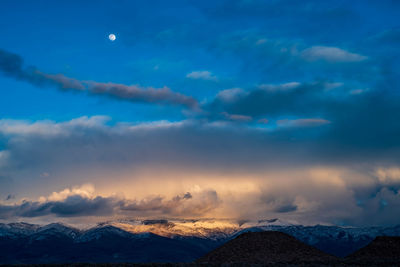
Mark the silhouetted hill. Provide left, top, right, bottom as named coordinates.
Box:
left=347, top=236, right=400, bottom=264
left=197, top=231, right=337, bottom=264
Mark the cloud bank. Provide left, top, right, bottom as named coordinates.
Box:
left=0, top=184, right=220, bottom=219
left=0, top=116, right=399, bottom=226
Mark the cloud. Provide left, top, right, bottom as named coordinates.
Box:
left=206, top=78, right=400, bottom=156
left=216, top=88, right=247, bottom=103
left=0, top=116, right=109, bottom=137
left=221, top=112, right=252, bottom=122
left=207, top=81, right=341, bottom=118
left=0, top=112, right=399, bottom=180
left=348, top=186, right=400, bottom=226
left=0, top=150, right=9, bottom=168
left=39, top=72, right=86, bottom=90
left=0, top=185, right=220, bottom=219
left=375, top=168, right=400, bottom=185
left=0, top=49, right=85, bottom=89
left=2, top=166, right=400, bottom=226
left=258, top=82, right=301, bottom=92
left=0, top=49, right=198, bottom=109
left=41, top=184, right=96, bottom=202
left=301, top=46, right=367, bottom=62
left=5, top=194, right=15, bottom=201
left=274, top=204, right=298, bottom=213
left=0, top=196, right=117, bottom=219
left=121, top=189, right=220, bottom=217
left=349, top=88, right=367, bottom=95
left=257, top=118, right=269, bottom=124
left=186, top=70, right=217, bottom=81
left=1, top=117, right=400, bottom=226
left=276, top=118, right=331, bottom=128
left=88, top=82, right=198, bottom=108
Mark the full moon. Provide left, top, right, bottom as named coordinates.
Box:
left=108, top=33, right=116, bottom=41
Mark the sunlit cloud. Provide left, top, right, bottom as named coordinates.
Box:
left=375, top=167, right=400, bottom=184
left=0, top=184, right=221, bottom=219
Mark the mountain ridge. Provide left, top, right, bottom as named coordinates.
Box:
left=2, top=219, right=400, bottom=263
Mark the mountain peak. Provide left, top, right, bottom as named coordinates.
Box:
left=76, top=224, right=135, bottom=242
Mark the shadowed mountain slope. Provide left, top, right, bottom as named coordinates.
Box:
left=347, top=236, right=400, bottom=263
left=197, top=231, right=337, bottom=264
left=0, top=223, right=221, bottom=264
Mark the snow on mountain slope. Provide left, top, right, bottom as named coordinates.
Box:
left=106, top=219, right=238, bottom=240
left=76, top=225, right=142, bottom=242
left=0, top=218, right=292, bottom=241
left=0, top=222, right=39, bottom=238
left=35, top=223, right=81, bottom=239
left=2, top=218, right=400, bottom=258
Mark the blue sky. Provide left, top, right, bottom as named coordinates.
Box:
left=1, top=0, right=398, bottom=123
left=0, top=0, right=400, bottom=226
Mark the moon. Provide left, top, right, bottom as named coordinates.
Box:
left=108, top=33, right=116, bottom=41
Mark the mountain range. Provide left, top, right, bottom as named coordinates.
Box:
left=1, top=219, right=400, bottom=263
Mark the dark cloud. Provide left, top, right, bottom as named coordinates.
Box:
left=0, top=49, right=198, bottom=109
left=0, top=195, right=117, bottom=218
left=183, top=192, right=192, bottom=199
left=0, top=49, right=56, bottom=87
left=120, top=190, right=220, bottom=217
left=0, top=112, right=399, bottom=177
left=274, top=204, right=298, bottom=213
left=0, top=189, right=220, bottom=219
left=207, top=81, right=346, bottom=118
left=0, top=117, right=333, bottom=175
left=260, top=194, right=299, bottom=214
left=343, top=187, right=400, bottom=226
left=88, top=82, right=197, bottom=109
left=206, top=76, right=400, bottom=156
left=5, top=194, right=15, bottom=201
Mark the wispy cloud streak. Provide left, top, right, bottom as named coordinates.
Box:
left=0, top=49, right=198, bottom=109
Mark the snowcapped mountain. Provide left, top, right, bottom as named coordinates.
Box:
left=0, top=222, right=39, bottom=238
left=0, top=220, right=225, bottom=264
left=104, top=219, right=239, bottom=240
left=76, top=224, right=142, bottom=242
left=1, top=219, right=400, bottom=263
left=33, top=223, right=81, bottom=240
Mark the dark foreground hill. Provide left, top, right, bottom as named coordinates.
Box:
left=197, top=231, right=338, bottom=264
left=347, top=236, right=400, bottom=264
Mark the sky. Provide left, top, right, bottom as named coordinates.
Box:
left=0, top=0, right=400, bottom=227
